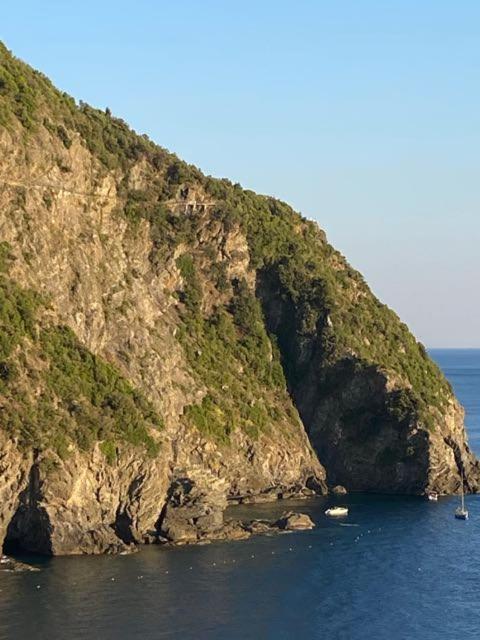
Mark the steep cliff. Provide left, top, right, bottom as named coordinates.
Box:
left=0, top=43, right=478, bottom=554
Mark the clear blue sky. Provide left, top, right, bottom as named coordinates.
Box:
left=2, top=1, right=479, bottom=346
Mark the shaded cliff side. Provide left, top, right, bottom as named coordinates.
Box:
left=0, top=43, right=478, bottom=554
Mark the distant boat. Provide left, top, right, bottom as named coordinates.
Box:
left=454, top=475, right=468, bottom=520
left=325, top=506, right=349, bottom=517
left=427, top=491, right=438, bottom=502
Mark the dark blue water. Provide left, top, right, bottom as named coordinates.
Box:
left=1, top=350, right=479, bottom=640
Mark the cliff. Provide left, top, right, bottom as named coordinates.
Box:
left=0, top=43, right=478, bottom=554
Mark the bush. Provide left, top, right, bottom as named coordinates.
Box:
left=0, top=271, right=163, bottom=457
left=176, top=254, right=203, bottom=315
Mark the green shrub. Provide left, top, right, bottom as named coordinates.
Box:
left=0, top=241, right=13, bottom=272
left=0, top=272, right=163, bottom=457
left=176, top=254, right=203, bottom=315
left=100, top=440, right=117, bottom=464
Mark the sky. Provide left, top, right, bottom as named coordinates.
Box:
left=2, top=1, right=479, bottom=347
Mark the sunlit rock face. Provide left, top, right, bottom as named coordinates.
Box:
left=0, top=42, right=477, bottom=554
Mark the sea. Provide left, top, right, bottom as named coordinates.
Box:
left=0, top=349, right=479, bottom=640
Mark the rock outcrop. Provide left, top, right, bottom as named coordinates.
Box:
left=275, top=512, right=315, bottom=531
left=4, top=445, right=170, bottom=555
left=154, top=473, right=318, bottom=544
left=158, top=499, right=316, bottom=546
left=158, top=474, right=228, bottom=544
left=0, top=42, right=478, bottom=555
left=0, top=554, right=39, bottom=572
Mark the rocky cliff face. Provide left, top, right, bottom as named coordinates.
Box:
left=0, top=43, right=478, bottom=554
left=258, top=270, right=480, bottom=494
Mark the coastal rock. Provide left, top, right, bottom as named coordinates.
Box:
left=159, top=510, right=315, bottom=546
left=0, top=555, right=39, bottom=573
left=245, top=520, right=272, bottom=535
left=332, top=485, right=348, bottom=495
left=0, top=69, right=326, bottom=553
left=275, top=511, right=315, bottom=531
left=3, top=445, right=170, bottom=555
left=201, top=520, right=251, bottom=542
left=0, top=433, right=32, bottom=550
left=258, top=272, right=480, bottom=494
left=159, top=472, right=228, bottom=543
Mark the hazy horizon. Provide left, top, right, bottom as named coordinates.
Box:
left=3, top=1, right=479, bottom=347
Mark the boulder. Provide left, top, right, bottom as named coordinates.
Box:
left=275, top=511, right=315, bottom=531
left=0, top=555, right=39, bottom=572
left=332, top=485, right=348, bottom=495
left=159, top=475, right=227, bottom=543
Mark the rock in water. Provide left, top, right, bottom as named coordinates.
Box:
left=158, top=511, right=315, bottom=546
left=0, top=555, right=39, bottom=572
left=159, top=474, right=227, bottom=544
left=0, top=41, right=478, bottom=555
left=275, top=512, right=315, bottom=531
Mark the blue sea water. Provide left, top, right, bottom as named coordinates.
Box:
left=0, top=349, right=479, bottom=640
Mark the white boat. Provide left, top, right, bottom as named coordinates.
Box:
left=427, top=491, right=438, bottom=501
left=454, top=475, right=468, bottom=520
left=325, top=506, right=349, bottom=517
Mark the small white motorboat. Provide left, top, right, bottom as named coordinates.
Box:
left=325, top=506, right=349, bottom=517
left=427, top=491, right=438, bottom=502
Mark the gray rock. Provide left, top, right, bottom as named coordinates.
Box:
left=0, top=555, right=39, bottom=572
left=245, top=520, right=272, bottom=534
left=159, top=475, right=227, bottom=543
left=160, top=510, right=315, bottom=546
left=275, top=511, right=315, bottom=531
left=332, top=485, right=348, bottom=495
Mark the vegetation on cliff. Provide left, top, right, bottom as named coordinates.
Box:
left=0, top=40, right=453, bottom=455
left=178, top=276, right=295, bottom=444
left=0, top=246, right=161, bottom=460
left=117, top=158, right=451, bottom=434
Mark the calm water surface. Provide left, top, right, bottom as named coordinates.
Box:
left=1, top=349, right=479, bottom=640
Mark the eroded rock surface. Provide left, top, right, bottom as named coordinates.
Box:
left=275, top=511, right=315, bottom=531
left=158, top=507, right=315, bottom=546
left=3, top=445, right=170, bottom=555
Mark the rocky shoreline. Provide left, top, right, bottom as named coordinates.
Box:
left=0, top=508, right=316, bottom=569
left=150, top=477, right=317, bottom=548
left=155, top=510, right=315, bottom=548
left=0, top=555, right=39, bottom=573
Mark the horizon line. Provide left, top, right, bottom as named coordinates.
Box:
left=427, top=346, right=480, bottom=350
